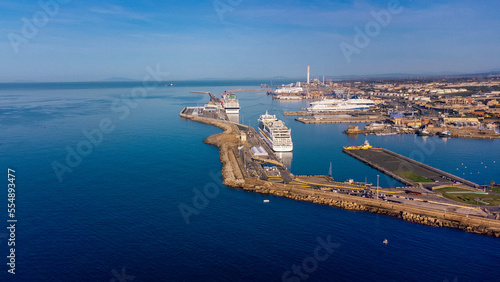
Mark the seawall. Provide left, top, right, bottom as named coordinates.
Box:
left=243, top=184, right=500, bottom=237
left=181, top=110, right=247, bottom=188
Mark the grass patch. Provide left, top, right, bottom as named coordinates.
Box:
left=491, top=186, right=500, bottom=193
left=435, top=187, right=475, bottom=193
left=395, top=170, right=432, bottom=183
left=435, top=187, right=500, bottom=206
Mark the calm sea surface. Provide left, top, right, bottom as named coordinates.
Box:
left=0, top=81, right=499, bottom=281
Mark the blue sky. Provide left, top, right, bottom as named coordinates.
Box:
left=0, top=0, right=499, bottom=82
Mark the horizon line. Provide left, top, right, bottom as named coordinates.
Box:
left=1, top=70, right=500, bottom=84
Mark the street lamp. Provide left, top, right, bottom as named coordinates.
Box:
left=377, top=175, right=380, bottom=200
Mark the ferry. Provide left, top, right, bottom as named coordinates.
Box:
left=345, top=96, right=375, bottom=107
left=309, top=97, right=344, bottom=107
left=273, top=87, right=303, bottom=94
left=343, top=139, right=372, bottom=150
left=220, top=91, right=240, bottom=114
left=258, top=111, right=293, bottom=152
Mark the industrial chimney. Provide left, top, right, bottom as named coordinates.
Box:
left=307, top=66, right=310, bottom=84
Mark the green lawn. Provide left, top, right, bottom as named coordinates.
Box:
left=435, top=187, right=500, bottom=206
left=395, top=170, right=432, bottom=183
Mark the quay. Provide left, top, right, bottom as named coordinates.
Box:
left=343, top=147, right=479, bottom=189
left=180, top=94, right=500, bottom=237
left=284, top=111, right=316, bottom=116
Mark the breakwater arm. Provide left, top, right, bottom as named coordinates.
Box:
left=180, top=108, right=247, bottom=188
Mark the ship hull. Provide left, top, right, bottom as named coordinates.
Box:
left=224, top=107, right=240, bottom=114
left=258, top=128, right=293, bottom=152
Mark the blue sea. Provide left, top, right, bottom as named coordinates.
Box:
left=0, top=81, right=499, bottom=281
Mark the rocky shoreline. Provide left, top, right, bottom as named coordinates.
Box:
left=243, top=185, right=500, bottom=237
left=181, top=111, right=500, bottom=237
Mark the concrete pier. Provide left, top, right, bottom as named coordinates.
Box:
left=343, top=148, right=479, bottom=189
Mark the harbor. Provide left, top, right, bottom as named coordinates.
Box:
left=180, top=91, right=500, bottom=237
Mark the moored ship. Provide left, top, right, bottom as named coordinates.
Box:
left=307, top=97, right=375, bottom=112
left=309, top=97, right=344, bottom=107
left=221, top=91, right=240, bottom=114
left=258, top=111, right=293, bottom=152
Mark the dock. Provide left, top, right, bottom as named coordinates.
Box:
left=284, top=111, right=378, bottom=116
left=343, top=147, right=479, bottom=189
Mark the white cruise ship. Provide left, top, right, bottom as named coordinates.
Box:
left=345, top=96, right=375, bottom=107
left=258, top=111, right=293, bottom=152
left=221, top=91, right=240, bottom=114
left=309, top=98, right=344, bottom=107
left=307, top=96, right=375, bottom=112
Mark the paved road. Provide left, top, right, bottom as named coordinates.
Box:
left=236, top=124, right=293, bottom=184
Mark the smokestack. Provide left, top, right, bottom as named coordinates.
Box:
left=307, top=66, right=310, bottom=84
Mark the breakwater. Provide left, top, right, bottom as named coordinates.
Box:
left=181, top=108, right=246, bottom=188
left=243, top=184, right=500, bottom=237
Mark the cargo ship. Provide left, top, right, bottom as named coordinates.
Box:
left=258, top=111, right=293, bottom=152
